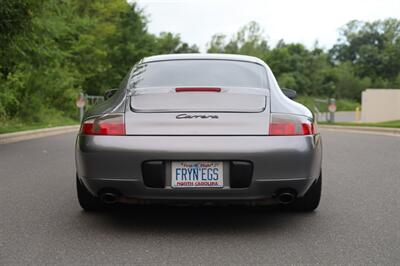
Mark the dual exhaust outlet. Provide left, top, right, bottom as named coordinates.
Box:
left=100, top=192, right=118, bottom=204
left=275, top=189, right=296, bottom=204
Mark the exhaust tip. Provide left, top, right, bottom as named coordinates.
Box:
left=275, top=189, right=297, bottom=204
left=100, top=192, right=118, bottom=204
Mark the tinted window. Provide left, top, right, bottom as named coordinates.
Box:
left=129, top=60, right=267, bottom=88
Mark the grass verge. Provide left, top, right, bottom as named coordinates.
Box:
left=0, top=118, right=79, bottom=134
left=319, top=120, right=400, bottom=128
left=296, top=96, right=360, bottom=112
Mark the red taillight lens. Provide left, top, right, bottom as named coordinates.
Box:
left=81, top=114, right=125, bottom=135
left=82, top=119, right=94, bottom=135
left=269, top=113, right=317, bottom=136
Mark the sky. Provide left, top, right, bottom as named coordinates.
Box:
left=135, top=0, right=400, bottom=51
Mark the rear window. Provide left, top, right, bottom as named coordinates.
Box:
left=129, top=60, right=268, bottom=88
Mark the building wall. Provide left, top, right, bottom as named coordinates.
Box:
left=361, top=89, right=400, bottom=122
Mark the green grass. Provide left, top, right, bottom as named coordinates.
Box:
left=295, top=96, right=360, bottom=112
left=0, top=118, right=79, bottom=134
left=319, top=120, right=400, bottom=128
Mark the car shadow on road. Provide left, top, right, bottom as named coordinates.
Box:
left=81, top=204, right=317, bottom=235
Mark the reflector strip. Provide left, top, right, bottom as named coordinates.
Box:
left=175, top=87, right=221, bottom=93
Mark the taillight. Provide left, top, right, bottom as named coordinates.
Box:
left=81, top=114, right=125, bottom=135
left=175, top=87, right=221, bottom=93
left=269, top=113, right=317, bottom=136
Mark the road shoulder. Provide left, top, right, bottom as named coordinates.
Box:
left=0, top=125, right=79, bottom=144
left=319, top=125, right=400, bottom=137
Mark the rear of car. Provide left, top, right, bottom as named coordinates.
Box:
left=75, top=54, right=322, bottom=212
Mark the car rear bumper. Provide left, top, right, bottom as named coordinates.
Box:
left=75, top=134, right=322, bottom=201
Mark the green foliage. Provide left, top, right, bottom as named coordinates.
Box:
left=1, top=4, right=399, bottom=130
left=335, top=98, right=361, bottom=111
left=207, top=20, right=400, bottom=101
left=0, top=0, right=198, bottom=125
left=0, top=116, right=78, bottom=134
left=208, top=21, right=269, bottom=57
left=330, top=19, right=400, bottom=82
left=296, top=96, right=360, bottom=112
left=0, top=0, right=38, bottom=48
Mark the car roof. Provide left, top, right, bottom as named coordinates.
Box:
left=142, top=53, right=265, bottom=65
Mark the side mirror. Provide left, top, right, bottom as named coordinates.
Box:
left=104, top=89, right=118, bottom=100
left=282, top=88, right=297, bottom=100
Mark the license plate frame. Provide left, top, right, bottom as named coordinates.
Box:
left=171, top=161, right=224, bottom=188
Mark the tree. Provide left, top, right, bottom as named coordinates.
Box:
left=0, top=0, right=198, bottom=123
left=206, top=20, right=400, bottom=99
left=207, top=21, right=269, bottom=57
left=330, top=19, right=400, bottom=83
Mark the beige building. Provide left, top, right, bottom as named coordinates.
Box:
left=361, top=89, right=400, bottom=122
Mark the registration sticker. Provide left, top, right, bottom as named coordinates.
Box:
left=171, top=161, right=223, bottom=188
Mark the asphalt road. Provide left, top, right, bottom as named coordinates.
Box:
left=1, top=130, right=399, bottom=265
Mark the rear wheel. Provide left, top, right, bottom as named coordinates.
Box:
left=76, top=175, right=104, bottom=212
left=291, top=171, right=322, bottom=212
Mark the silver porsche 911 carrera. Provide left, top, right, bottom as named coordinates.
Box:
left=75, top=54, right=322, bottom=212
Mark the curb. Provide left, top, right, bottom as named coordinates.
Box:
left=0, top=125, right=80, bottom=144
left=319, top=125, right=400, bottom=136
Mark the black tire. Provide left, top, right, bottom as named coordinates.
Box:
left=291, top=171, right=322, bottom=212
left=76, top=175, right=104, bottom=212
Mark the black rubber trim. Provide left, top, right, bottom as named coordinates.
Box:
left=230, top=161, right=253, bottom=188
left=142, top=161, right=166, bottom=188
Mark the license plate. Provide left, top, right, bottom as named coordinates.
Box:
left=171, top=161, right=223, bottom=188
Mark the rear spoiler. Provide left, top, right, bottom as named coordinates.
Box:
left=128, top=86, right=269, bottom=97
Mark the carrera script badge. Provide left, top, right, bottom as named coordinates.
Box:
left=176, top=114, right=219, bottom=119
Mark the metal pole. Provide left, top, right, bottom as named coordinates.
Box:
left=355, top=106, right=361, bottom=122
left=79, top=92, right=84, bottom=122
left=329, top=98, right=336, bottom=123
